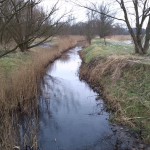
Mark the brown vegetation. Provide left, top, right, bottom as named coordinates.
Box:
left=106, top=35, right=131, bottom=41
left=0, top=35, right=86, bottom=150
left=80, top=49, right=150, bottom=142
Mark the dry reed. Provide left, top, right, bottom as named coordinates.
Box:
left=80, top=54, right=139, bottom=119
left=106, top=35, right=131, bottom=41
left=80, top=49, right=150, bottom=142
left=0, top=35, right=86, bottom=150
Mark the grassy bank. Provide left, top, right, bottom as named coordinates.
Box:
left=80, top=38, right=150, bottom=142
left=0, top=35, right=86, bottom=150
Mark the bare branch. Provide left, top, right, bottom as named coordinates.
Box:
left=71, top=1, right=126, bottom=22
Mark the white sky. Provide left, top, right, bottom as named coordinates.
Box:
left=41, top=0, right=120, bottom=22
left=40, top=0, right=149, bottom=28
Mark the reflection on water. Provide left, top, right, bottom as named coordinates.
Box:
left=1, top=106, right=39, bottom=150
left=1, top=47, right=141, bottom=150
left=2, top=47, right=137, bottom=150
left=18, top=113, right=39, bottom=149
left=40, top=47, right=117, bottom=150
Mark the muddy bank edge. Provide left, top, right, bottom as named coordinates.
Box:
left=79, top=49, right=150, bottom=145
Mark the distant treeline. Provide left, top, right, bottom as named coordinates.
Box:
left=58, top=21, right=147, bottom=37
left=58, top=21, right=129, bottom=36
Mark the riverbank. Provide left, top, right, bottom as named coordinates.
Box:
left=79, top=38, right=150, bottom=143
left=0, top=35, right=87, bottom=150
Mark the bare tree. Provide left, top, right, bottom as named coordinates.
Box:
left=58, top=14, right=76, bottom=35
left=0, top=0, right=63, bottom=57
left=115, top=0, right=150, bottom=54
left=74, top=0, right=150, bottom=54
left=0, top=0, right=29, bottom=49
left=95, top=3, right=114, bottom=45
left=112, top=23, right=129, bottom=35
left=85, top=9, right=95, bottom=44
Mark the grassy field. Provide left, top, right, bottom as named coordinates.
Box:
left=80, top=38, right=150, bottom=142
left=0, top=52, right=31, bottom=74
left=0, top=35, right=86, bottom=150
left=84, top=38, right=134, bottom=63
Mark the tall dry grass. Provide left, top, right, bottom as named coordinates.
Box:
left=80, top=50, right=150, bottom=142
left=0, top=35, right=86, bottom=150
left=106, top=35, right=131, bottom=41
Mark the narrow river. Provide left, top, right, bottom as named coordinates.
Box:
left=39, top=47, right=122, bottom=150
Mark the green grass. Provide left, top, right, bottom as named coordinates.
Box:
left=84, top=38, right=133, bottom=63
left=108, top=65, right=150, bottom=141
left=0, top=52, right=30, bottom=74
left=0, top=37, right=57, bottom=74
left=82, top=38, right=150, bottom=142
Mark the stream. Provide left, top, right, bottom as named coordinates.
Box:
left=39, top=47, right=138, bottom=150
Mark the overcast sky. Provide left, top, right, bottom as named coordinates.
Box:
left=40, top=0, right=148, bottom=28
left=41, top=0, right=119, bottom=22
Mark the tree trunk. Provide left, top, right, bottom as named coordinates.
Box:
left=89, top=39, right=92, bottom=45
left=134, top=38, right=149, bottom=54
left=119, top=0, right=144, bottom=54
left=104, top=37, right=107, bottom=45
left=143, top=16, right=150, bottom=54
left=134, top=44, right=142, bottom=54
left=18, top=43, right=28, bottom=52
left=143, top=41, right=149, bottom=54
left=131, top=36, right=143, bottom=54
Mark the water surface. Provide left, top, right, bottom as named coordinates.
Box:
left=40, top=47, right=116, bottom=150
